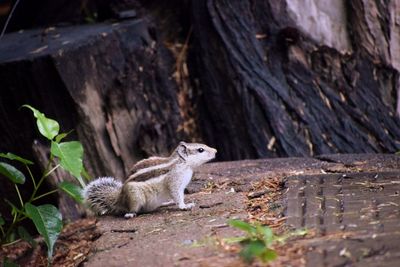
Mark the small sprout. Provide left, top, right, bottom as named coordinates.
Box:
left=227, top=219, right=307, bottom=264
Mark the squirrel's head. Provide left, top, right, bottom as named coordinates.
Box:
left=175, top=141, right=217, bottom=167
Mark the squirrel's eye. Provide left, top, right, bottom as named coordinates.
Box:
left=197, top=148, right=204, bottom=153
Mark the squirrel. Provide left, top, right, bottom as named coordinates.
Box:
left=83, top=141, right=217, bottom=218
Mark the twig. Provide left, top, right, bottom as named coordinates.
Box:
left=110, top=229, right=137, bottom=233
left=199, top=202, right=223, bottom=209
left=247, top=189, right=271, bottom=199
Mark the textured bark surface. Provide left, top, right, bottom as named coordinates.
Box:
left=0, top=19, right=184, bottom=178
left=0, top=18, right=185, bottom=221
left=0, top=0, right=140, bottom=32
left=188, top=0, right=400, bottom=160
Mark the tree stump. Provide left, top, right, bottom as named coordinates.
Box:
left=188, top=0, right=400, bottom=160
left=0, top=18, right=185, bottom=221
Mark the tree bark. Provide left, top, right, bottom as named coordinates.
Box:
left=0, top=18, right=185, bottom=221
left=0, top=18, right=185, bottom=178
left=188, top=0, right=400, bottom=160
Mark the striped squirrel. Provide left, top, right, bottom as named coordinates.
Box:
left=83, top=142, right=217, bottom=218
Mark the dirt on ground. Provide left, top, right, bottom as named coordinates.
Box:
left=1, top=154, right=400, bottom=266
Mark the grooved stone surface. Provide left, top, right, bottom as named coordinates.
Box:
left=285, top=171, right=400, bottom=266
left=83, top=154, right=400, bottom=267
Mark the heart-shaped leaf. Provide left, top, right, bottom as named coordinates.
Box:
left=23, top=105, right=59, bottom=141
left=50, top=141, right=84, bottom=186
left=25, top=203, right=62, bottom=260
left=0, top=153, right=34, bottom=165
left=59, top=181, right=84, bottom=203
left=0, top=162, right=25, bottom=184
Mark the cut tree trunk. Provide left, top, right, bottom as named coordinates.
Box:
left=0, top=18, right=185, bottom=220
left=0, top=18, right=185, bottom=178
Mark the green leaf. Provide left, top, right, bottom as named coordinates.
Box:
left=3, top=258, right=19, bottom=267
left=240, top=240, right=266, bottom=263
left=22, top=105, right=59, bottom=140
left=0, top=153, right=34, bottom=165
left=256, top=225, right=274, bottom=245
left=59, top=181, right=84, bottom=203
left=25, top=203, right=62, bottom=260
left=17, top=226, right=37, bottom=248
left=0, top=162, right=25, bottom=184
left=81, top=167, right=91, bottom=181
left=260, top=248, right=277, bottom=262
left=55, top=133, right=68, bottom=143
left=55, top=130, right=73, bottom=143
left=50, top=141, right=84, bottom=185
left=228, top=219, right=256, bottom=234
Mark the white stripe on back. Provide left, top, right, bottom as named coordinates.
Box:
left=130, top=157, right=179, bottom=178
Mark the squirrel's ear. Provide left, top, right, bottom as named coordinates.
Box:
left=177, top=142, right=188, bottom=159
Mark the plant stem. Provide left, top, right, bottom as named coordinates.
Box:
left=3, top=210, right=27, bottom=243
left=12, top=209, right=18, bottom=224
left=30, top=163, right=59, bottom=201
left=26, top=165, right=36, bottom=189
left=16, top=215, right=27, bottom=223
left=4, top=217, right=17, bottom=242
left=33, top=189, right=59, bottom=201
left=28, top=157, right=57, bottom=203
left=44, top=164, right=60, bottom=178
left=14, top=184, right=24, bottom=208
left=2, top=238, right=22, bottom=247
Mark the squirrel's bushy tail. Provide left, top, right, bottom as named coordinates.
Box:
left=83, top=177, right=124, bottom=215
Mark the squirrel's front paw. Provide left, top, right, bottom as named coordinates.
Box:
left=179, top=203, right=195, bottom=210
